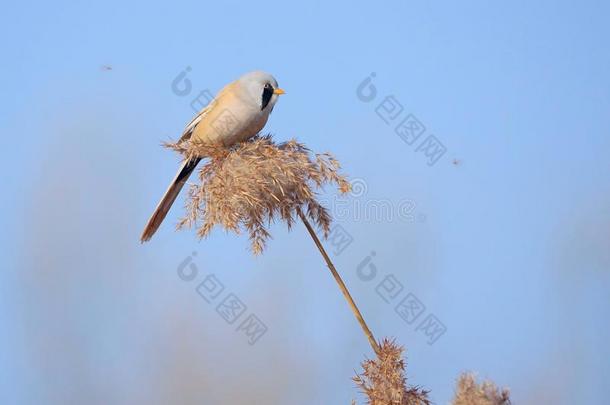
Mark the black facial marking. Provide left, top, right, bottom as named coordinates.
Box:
left=261, top=83, right=274, bottom=110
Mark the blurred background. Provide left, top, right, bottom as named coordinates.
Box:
left=1, top=0, right=609, bottom=404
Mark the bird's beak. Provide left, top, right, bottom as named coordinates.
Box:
left=274, top=88, right=286, bottom=95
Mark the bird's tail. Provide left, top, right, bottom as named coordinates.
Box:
left=140, top=157, right=201, bottom=242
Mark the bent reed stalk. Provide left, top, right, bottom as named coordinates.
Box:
left=297, top=208, right=380, bottom=355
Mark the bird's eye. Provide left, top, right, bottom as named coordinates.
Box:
left=261, top=83, right=274, bottom=110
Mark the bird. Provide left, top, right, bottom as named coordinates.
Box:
left=140, top=71, right=285, bottom=242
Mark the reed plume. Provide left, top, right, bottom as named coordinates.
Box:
left=165, top=135, right=350, bottom=254
left=352, top=341, right=511, bottom=405
left=353, top=338, right=430, bottom=405
left=451, top=373, right=511, bottom=405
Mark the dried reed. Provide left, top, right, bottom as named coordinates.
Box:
left=163, top=135, right=511, bottom=404
left=165, top=135, right=350, bottom=254
left=353, top=338, right=430, bottom=405
left=164, top=135, right=379, bottom=353
left=451, top=373, right=511, bottom=405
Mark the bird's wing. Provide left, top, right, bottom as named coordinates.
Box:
left=179, top=104, right=211, bottom=143
left=178, top=81, right=239, bottom=143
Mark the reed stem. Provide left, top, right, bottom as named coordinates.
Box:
left=297, top=209, right=380, bottom=355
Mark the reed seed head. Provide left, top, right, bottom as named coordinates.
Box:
left=164, top=135, right=351, bottom=254
left=451, top=373, right=511, bottom=405
left=353, top=338, right=430, bottom=405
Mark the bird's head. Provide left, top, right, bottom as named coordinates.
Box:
left=239, top=71, right=285, bottom=111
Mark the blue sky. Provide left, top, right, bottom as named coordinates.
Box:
left=1, top=0, right=609, bottom=404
